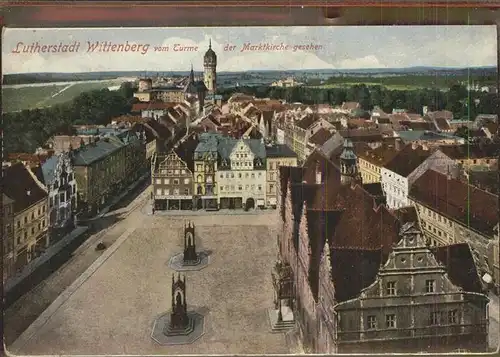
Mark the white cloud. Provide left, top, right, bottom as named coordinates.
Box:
left=220, top=51, right=335, bottom=71
left=1, top=26, right=496, bottom=74
left=336, top=55, right=386, bottom=69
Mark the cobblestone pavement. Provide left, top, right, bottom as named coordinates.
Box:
left=4, top=185, right=152, bottom=347
left=8, top=197, right=293, bottom=355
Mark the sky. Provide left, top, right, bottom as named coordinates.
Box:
left=2, top=26, right=497, bottom=74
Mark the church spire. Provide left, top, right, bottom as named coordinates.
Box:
left=209, top=38, right=212, bottom=49
left=189, top=63, right=194, bottom=83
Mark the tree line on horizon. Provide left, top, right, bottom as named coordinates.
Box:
left=3, top=80, right=497, bottom=155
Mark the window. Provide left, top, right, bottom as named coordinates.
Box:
left=17, top=221, right=20, bottom=228
left=231, top=173, right=234, bottom=178
left=430, top=311, right=440, bottom=325
left=238, top=185, right=242, bottom=191
left=220, top=174, right=224, bottom=179
left=24, top=217, right=28, bottom=223
left=425, top=280, right=435, bottom=293
left=155, top=178, right=161, bottom=184
left=220, top=186, right=224, bottom=191
left=448, top=310, right=458, bottom=324
left=258, top=185, right=262, bottom=191
left=181, top=169, right=186, bottom=175
left=156, top=188, right=162, bottom=196
left=184, top=188, right=190, bottom=195
left=251, top=173, right=255, bottom=178
left=367, top=315, right=377, bottom=330
left=196, top=164, right=202, bottom=171
left=239, top=173, right=242, bottom=178
left=173, top=188, right=180, bottom=195
left=164, top=178, right=170, bottom=185
left=386, top=281, right=396, bottom=296
left=174, top=169, right=179, bottom=175
left=385, top=314, right=396, bottom=328
left=31, top=227, right=35, bottom=235
left=173, top=179, right=179, bottom=185
left=184, top=178, right=190, bottom=184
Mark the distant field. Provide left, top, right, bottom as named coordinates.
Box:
left=306, top=83, right=445, bottom=91
left=2, top=79, right=126, bottom=112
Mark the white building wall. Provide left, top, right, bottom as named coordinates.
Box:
left=381, top=168, right=409, bottom=210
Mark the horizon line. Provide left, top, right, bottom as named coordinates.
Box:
left=4, top=65, right=498, bottom=76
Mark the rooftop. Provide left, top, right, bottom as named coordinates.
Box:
left=409, top=169, right=498, bottom=237
left=265, top=144, right=297, bottom=158
left=308, top=128, right=334, bottom=146
left=3, top=163, right=47, bottom=214
left=383, top=144, right=432, bottom=177
left=439, top=143, right=500, bottom=160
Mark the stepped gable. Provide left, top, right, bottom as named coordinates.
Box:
left=305, top=209, right=342, bottom=301
left=302, top=149, right=341, bottom=187
left=278, top=166, right=305, bottom=221
left=431, top=243, right=484, bottom=294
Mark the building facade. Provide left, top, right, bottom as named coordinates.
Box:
left=4, top=163, right=49, bottom=272
left=265, top=144, right=298, bottom=208
left=193, top=133, right=219, bottom=210
left=72, top=132, right=146, bottom=216
left=34, top=152, right=78, bottom=239
left=152, top=151, right=193, bottom=210
left=332, top=222, right=489, bottom=353
left=381, top=146, right=459, bottom=209
left=3, top=194, right=15, bottom=282
left=217, top=138, right=267, bottom=209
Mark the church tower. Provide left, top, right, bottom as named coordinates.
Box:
left=339, top=138, right=361, bottom=185
left=203, top=39, right=217, bottom=94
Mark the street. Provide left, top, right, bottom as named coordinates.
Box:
left=4, top=179, right=151, bottom=346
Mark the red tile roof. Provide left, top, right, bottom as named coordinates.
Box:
left=357, top=143, right=399, bottom=166
left=383, top=144, right=432, bottom=177
left=131, top=102, right=177, bottom=112
left=439, top=143, right=500, bottom=160
left=308, top=128, right=334, bottom=146
left=409, top=169, right=498, bottom=236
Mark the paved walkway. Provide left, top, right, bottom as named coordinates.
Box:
left=4, top=183, right=151, bottom=347
left=5, top=226, right=89, bottom=294
left=141, top=200, right=276, bottom=216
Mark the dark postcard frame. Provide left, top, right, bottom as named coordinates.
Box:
left=1, top=2, right=499, bottom=357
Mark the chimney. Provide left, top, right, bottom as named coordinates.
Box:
left=315, top=161, right=322, bottom=184
left=395, top=138, right=402, bottom=151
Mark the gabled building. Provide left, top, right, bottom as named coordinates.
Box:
left=217, top=137, right=267, bottom=210
left=381, top=144, right=459, bottom=209
left=193, top=133, right=220, bottom=210
left=275, top=148, right=490, bottom=353
left=32, top=152, right=78, bottom=239
left=151, top=133, right=198, bottom=211
left=4, top=163, right=49, bottom=272
left=265, top=144, right=298, bottom=208
left=331, top=222, right=488, bottom=353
